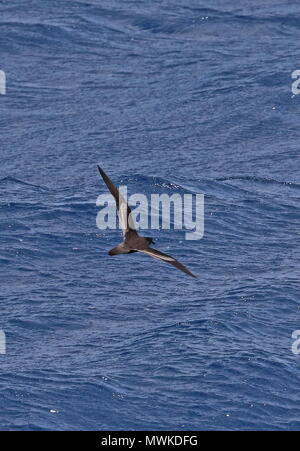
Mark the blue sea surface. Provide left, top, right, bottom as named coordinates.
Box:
left=1, top=0, right=300, bottom=431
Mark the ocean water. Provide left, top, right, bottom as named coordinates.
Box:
left=1, top=0, right=300, bottom=431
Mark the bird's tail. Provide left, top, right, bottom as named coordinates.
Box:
left=108, top=243, right=130, bottom=256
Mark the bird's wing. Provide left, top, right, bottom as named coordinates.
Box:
left=97, top=165, right=137, bottom=237
left=138, top=248, right=197, bottom=278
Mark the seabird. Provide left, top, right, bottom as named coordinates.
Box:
left=97, top=165, right=197, bottom=278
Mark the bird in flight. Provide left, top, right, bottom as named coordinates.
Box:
left=97, top=165, right=197, bottom=278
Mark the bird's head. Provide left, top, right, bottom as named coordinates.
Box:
left=146, top=237, right=155, bottom=245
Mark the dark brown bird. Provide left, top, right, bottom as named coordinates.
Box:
left=97, top=165, right=197, bottom=278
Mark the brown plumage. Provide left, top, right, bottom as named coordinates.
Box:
left=97, top=165, right=196, bottom=278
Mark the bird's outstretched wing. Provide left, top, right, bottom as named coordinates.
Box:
left=97, top=165, right=137, bottom=237
left=138, top=248, right=197, bottom=278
